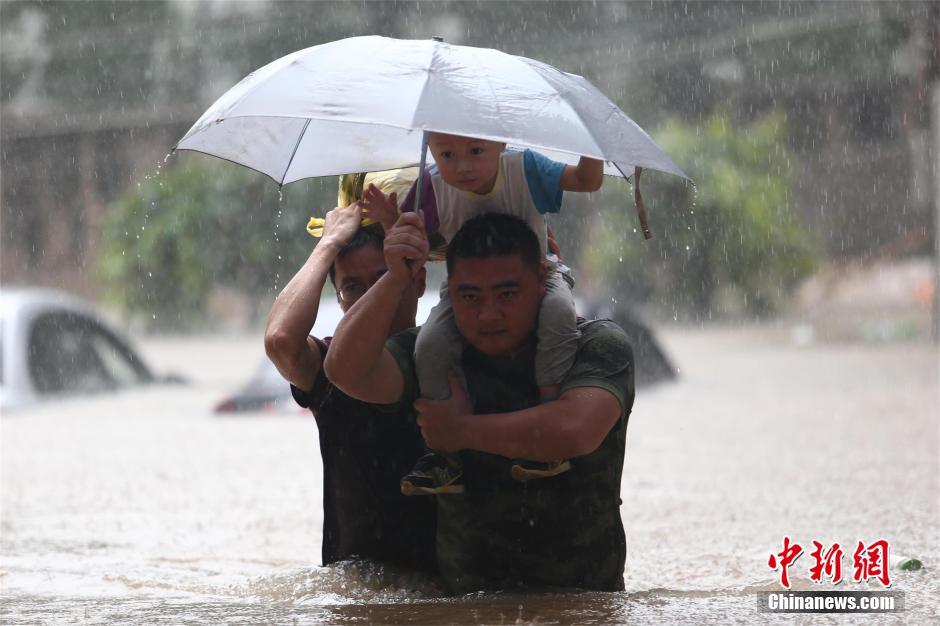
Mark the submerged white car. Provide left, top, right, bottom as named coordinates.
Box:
left=0, top=287, right=177, bottom=411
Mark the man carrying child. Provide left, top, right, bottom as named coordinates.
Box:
left=325, top=211, right=635, bottom=592
left=362, top=132, right=605, bottom=494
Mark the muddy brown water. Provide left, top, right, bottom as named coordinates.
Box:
left=2, top=326, right=937, bottom=624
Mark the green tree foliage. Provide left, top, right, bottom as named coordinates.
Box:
left=98, top=159, right=332, bottom=330
left=581, top=111, right=818, bottom=318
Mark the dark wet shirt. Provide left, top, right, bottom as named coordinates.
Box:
left=387, top=319, right=635, bottom=593
left=292, top=335, right=436, bottom=573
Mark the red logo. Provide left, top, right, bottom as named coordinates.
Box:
left=769, top=538, right=891, bottom=589
left=852, top=539, right=891, bottom=587
left=768, top=536, right=804, bottom=589
left=809, top=541, right=844, bottom=584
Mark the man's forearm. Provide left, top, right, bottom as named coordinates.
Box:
left=460, top=388, right=621, bottom=461
left=323, top=272, right=409, bottom=404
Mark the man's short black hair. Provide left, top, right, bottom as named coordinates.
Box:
left=445, top=213, right=542, bottom=276
left=328, top=225, right=385, bottom=284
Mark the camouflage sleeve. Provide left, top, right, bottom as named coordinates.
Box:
left=559, top=319, right=636, bottom=421
left=384, top=326, right=421, bottom=409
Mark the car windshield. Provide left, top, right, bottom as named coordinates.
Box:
left=28, top=312, right=151, bottom=394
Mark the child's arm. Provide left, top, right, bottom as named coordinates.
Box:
left=558, top=157, right=604, bottom=193
left=360, top=183, right=400, bottom=232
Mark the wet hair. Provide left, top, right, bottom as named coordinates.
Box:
left=328, top=225, right=384, bottom=285
left=445, top=213, right=542, bottom=276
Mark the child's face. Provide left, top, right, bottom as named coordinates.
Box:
left=428, top=133, right=505, bottom=195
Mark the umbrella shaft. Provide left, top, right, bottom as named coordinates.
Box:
left=414, top=131, right=429, bottom=221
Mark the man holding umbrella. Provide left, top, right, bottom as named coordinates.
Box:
left=325, top=211, right=635, bottom=592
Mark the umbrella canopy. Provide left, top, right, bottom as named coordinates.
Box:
left=174, top=35, right=688, bottom=186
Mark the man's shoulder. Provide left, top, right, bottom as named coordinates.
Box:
left=575, top=318, right=634, bottom=366
left=562, top=318, right=634, bottom=405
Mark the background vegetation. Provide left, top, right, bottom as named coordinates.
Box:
left=99, top=161, right=332, bottom=330
left=576, top=112, right=818, bottom=320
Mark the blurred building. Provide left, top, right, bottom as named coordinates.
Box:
left=1, top=1, right=937, bottom=301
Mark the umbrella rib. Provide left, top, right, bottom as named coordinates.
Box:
left=550, top=79, right=616, bottom=167
left=280, top=118, right=312, bottom=186
left=407, top=44, right=436, bottom=132
left=409, top=44, right=507, bottom=136
left=171, top=147, right=289, bottom=188
left=466, top=49, right=507, bottom=133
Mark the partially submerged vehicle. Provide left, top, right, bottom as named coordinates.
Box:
left=0, top=287, right=182, bottom=411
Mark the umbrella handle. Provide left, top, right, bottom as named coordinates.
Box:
left=634, top=167, right=652, bottom=240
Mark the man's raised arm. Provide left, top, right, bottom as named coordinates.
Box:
left=264, top=203, right=362, bottom=392
left=324, top=212, right=429, bottom=405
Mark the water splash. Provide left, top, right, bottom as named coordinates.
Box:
left=235, top=562, right=443, bottom=604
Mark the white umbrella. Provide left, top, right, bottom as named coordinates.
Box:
left=174, top=35, right=689, bottom=236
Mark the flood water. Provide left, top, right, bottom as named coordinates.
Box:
left=2, top=325, right=938, bottom=624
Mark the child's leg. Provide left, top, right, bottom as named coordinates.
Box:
left=406, top=284, right=467, bottom=495
left=535, top=270, right=580, bottom=398
left=512, top=270, right=579, bottom=482
left=415, top=283, right=465, bottom=400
